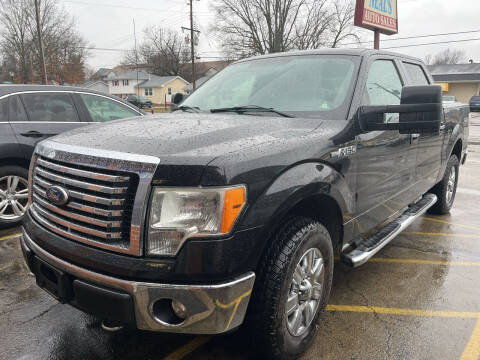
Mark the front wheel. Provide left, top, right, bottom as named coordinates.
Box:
left=249, top=217, right=334, bottom=359
left=428, top=154, right=459, bottom=215
left=0, top=166, right=29, bottom=229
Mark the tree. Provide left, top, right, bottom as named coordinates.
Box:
left=0, top=0, right=89, bottom=84
left=123, top=27, right=190, bottom=76
left=328, top=0, right=359, bottom=48
left=425, top=49, right=467, bottom=65
left=211, top=0, right=360, bottom=59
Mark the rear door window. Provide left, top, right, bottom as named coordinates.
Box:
left=366, top=60, right=403, bottom=106
left=403, top=62, right=430, bottom=85
left=9, top=95, right=29, bottom=122
left=79, top=93, right=140, bottom=122
left=22, top=92, right=79, bottom=122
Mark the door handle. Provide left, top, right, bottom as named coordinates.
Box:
left=20, top=131, right=44, bottom=138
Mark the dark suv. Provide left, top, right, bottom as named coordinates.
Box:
left=469, top=95, right=480, bottom=111
left=0, top=85, right=143, bottom=229
left=126, top=95, right=153, bottom=109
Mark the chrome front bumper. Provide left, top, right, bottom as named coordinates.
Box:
left=22, top=229, right=255, bottom=334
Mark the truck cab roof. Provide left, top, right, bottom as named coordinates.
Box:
left=235, top=48, right=425, bottom=64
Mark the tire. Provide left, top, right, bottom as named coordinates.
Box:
left=428, top=154, right=459, bottom=215
left=0, top=166, right=29, bottom=229
left=248, top=216, right=334, bottom=359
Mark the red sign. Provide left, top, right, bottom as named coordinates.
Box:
left=355, top=0, right=398, bottom=35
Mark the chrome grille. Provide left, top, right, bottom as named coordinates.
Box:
left=30, top=156, right=138, bottom=253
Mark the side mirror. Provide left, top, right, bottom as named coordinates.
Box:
left=358, top=85, right=442, bottom=134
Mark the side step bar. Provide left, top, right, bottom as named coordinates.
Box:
left=341, top=193, right=437, bottom=268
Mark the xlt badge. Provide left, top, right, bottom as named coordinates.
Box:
left=331, top=145, right=357, bottom=158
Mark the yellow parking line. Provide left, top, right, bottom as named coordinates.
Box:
left=368, top=258, right=480, bottom=267
left=326, top=305, right=480, bottom=319
left=423, top=217, right=480, bottom=232
left=327, top=305, right=480, bottom=360
left=460, top=318, right=480, bottom=360
left=0, top=233, right=22, bottom=242
left=403, top=231, right=480, bottom=239
left=163, top=336, right=211, bottom=360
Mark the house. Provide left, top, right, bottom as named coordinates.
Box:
left=136, top=75, right=189, bottom=105
left=80, top=80, right=109, bottom=94
left=107, top=70, right=190, bottom=104
left=91, top=68, right=113, bottom=81
left=107, top=70, right=151, bottom=98
left=428, top=63, right=480, bottom=103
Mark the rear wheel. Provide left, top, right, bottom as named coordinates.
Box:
left=0, top=166, right=29, bottom=229
left=249, top=217, right=334, bottom=359
left=428, top=154, right=459, bottom=215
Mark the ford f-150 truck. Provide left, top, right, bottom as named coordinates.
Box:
left=20, top=49, right=469, bottom=359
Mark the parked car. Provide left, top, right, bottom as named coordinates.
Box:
left=442, top=95, right=456, bottom=103
left=0, top=85, right=143, bottom=229
left=21, top=50, right=469, bottom=359
left=126, top=95, right=153, bottom=109
left=469, top=95, right=480, bottom=111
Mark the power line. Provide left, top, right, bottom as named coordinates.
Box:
left=343, top=29, right=480, bottom=45
left=384, top=37, right=480, bottom=49
left=62, top=0, right=210, bottom=14
left=79, top=35, right=480, bottom=53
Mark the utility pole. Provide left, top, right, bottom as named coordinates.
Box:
left=34, top=0, right=48, bottom=84
left=189, top=0, right=196, bottom=91
left=374, top=29, right=380, bottom=50
left=133, top=18, right=139, bottom=97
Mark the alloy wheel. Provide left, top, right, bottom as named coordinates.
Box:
left=446, top=165, right=456, bottom=206
left=0, top=175, right=29, bottom=221
left=285, top=247, right=325, bottom=337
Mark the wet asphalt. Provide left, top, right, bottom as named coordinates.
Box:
left=1, top=115, right=480, bottom=360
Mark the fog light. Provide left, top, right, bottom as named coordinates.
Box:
left=171, top=299, right=187, bottom=319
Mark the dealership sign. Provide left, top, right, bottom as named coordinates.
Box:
left=354, top=0, right=398, bottom=35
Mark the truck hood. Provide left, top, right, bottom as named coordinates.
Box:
left=51, top=112, right=322, bottom=167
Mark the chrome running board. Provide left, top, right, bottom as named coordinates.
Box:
left=341, top=193, right=437, bottom=268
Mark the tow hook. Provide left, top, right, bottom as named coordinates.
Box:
left=101, top=319, right=124, bottom=332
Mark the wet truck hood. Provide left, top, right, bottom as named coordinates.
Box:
left=50, top=113, right=323, bottom=185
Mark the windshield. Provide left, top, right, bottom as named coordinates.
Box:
left=443, top=96, right=455, bottom=101
left=139, top=96, right=149, bottom=102
left=182, top=55, right=360, bottom=120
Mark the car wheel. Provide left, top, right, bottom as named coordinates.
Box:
left=0, top=166, right=29, bottom=229
left=249, top=216, right=334, bottom=359
left=428, top=154, right=459, bottom=215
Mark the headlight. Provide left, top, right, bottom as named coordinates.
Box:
left=147, top=186, right=246, bottom=256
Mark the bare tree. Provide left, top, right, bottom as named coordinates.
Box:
left=211, top=0, right=360, bottom=59
left=426, top=49, right=467, bottom=65
left=123, top=27, right=190, bottom=76
left=0, top=0, right=32, bottom=82
left=328, top=0, right=359, bottom=48
left=424, top=54, right=433, bottom=65
left=0, top=0, right=89, bottom=84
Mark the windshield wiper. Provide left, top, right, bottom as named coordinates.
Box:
left=172, top=105, right=200, bottom=113
left=210, top=105, right=295, bottom=118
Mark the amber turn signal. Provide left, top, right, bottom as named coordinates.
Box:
left=221, top=187, right=246, bottom=233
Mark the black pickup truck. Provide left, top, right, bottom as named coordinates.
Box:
left=21, top=49, right=469, bottom=359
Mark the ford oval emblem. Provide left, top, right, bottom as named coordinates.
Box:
left=46, top=185, right=70, bottom=206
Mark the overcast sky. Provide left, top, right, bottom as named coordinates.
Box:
left=61, top=0, right=480, bottom=70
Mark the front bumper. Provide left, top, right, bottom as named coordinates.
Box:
left=21, top=228, right=255, bottom=334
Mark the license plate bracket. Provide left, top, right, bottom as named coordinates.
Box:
left=33, top=256, right=71, bottom=303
